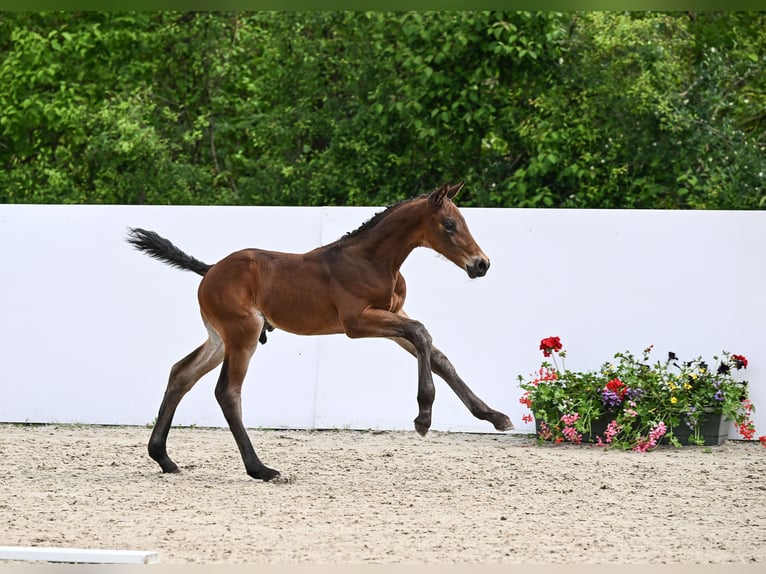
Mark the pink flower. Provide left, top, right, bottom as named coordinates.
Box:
left=538, top=422, right=553, bottom=441
left=559, top=413, right=582, bottom=444
left=633, top=422, right=667, bottom=452
left=604, top=420, right=622, bottom=444
left=562, top=426, right=582, bottom=444
left=560, top=413, right=579, bottom=426
left=650, top=422, right=667, bottom=441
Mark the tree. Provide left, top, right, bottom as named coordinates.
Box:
left=0, top=11, right=763, bottom=209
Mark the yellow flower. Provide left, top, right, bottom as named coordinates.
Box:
left=684, top=383, right=692, bottom=390
left=670, top=397, right=678, bottom=404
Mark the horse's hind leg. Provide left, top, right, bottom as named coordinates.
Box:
left=148, top=324, right=224, bottom=473
left=390, top=337, right=513, bottom=432
left=215, top=314, right=281, bottom=482
left=429, top=346, right=513, bottom=431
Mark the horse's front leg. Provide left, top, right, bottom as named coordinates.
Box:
left=390, top=337, right=513, bottom=432
left=412, top=332, right=436, bottom=436
left=341, top=308, right=435, bottom=436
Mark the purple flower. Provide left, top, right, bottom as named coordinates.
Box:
left=601, top=389, right=623, bottom=408
left=714, top=390, right=725, bottom=402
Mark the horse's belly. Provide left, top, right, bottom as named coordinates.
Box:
left=260, top=298, right=344, bottom=336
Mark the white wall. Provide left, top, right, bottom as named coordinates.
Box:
left=1, top=204, right=763, bottom=439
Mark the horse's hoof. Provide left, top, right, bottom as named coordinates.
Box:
left=493, top=414, right=514, bottom=431
left=159, top=468, right=181, bottom=476
left=250, top=466, right=283, bottom=482
left=268, top=473, right=294, bottom=484
left=414, top=420, right=430, bottom=437
left=159, top=462, right=181, bottom=474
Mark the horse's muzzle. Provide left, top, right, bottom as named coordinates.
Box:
left=466, top=257, right=490, bottom=278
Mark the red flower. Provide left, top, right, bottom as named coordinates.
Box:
left=605, top=377, right=627, bottom=399
left=531, top=367, right=558, bottom=385
left=522, top=414, right=533, bottom=424
left=519, top=393, right=532, bottom=408
left=736, top=419, right=756, bottom=441
left=731, top=354, right=748, bottom=369
left=540, top=336, right=563, bottom=357
left=759, top=436, right=766, bottom=448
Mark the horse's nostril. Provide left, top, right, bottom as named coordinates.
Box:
left=467, top=257, right=489, bottom=278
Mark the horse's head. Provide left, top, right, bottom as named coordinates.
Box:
left=423, top=182, right=490, bottom=279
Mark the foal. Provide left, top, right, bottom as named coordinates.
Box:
left=128, top=182, right=512, bottom=481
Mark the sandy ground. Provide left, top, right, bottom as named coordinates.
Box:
left=1, top=424, right=766, bottom=565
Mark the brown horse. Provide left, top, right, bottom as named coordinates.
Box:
left=128, top=182, right=512, bottom=481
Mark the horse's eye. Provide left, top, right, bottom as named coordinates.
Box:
left=443, top=219, right=457, bottom=233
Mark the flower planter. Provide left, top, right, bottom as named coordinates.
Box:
left=520, top=340, right=756, bottom=451
left=663, top=412, right=731, bottom=446
left=534, top=411, right=732, bottom=447
left=534, top=415, right=611, bottom=444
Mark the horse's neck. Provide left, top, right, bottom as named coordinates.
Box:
left=344, top=203, right=427, bottom=271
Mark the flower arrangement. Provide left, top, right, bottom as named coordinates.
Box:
left=518, top=337, right=763, bottom=451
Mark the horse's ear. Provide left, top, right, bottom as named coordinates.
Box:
left=429, top=183, right=450, bottom=205
left=446, top=181, right=465, bottom=199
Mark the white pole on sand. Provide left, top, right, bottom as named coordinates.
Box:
left=0, top=546, right=160, bottom=564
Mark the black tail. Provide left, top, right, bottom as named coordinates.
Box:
left=126, top=227, right=212, bottom=276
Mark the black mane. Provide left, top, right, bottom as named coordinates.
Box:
left=337, top=194, right=427, bottom=243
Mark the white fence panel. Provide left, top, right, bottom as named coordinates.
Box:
left=1, top=204, right=763, bottom=439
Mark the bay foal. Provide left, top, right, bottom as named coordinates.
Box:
left=128, top=182, right=512, bottom=481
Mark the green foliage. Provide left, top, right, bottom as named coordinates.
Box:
left=0, top=11, right=763, bottom=208
left=510, top=12, right=766, bottom=209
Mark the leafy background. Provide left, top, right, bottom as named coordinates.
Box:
left=1, top=11, right=764, bottom=208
